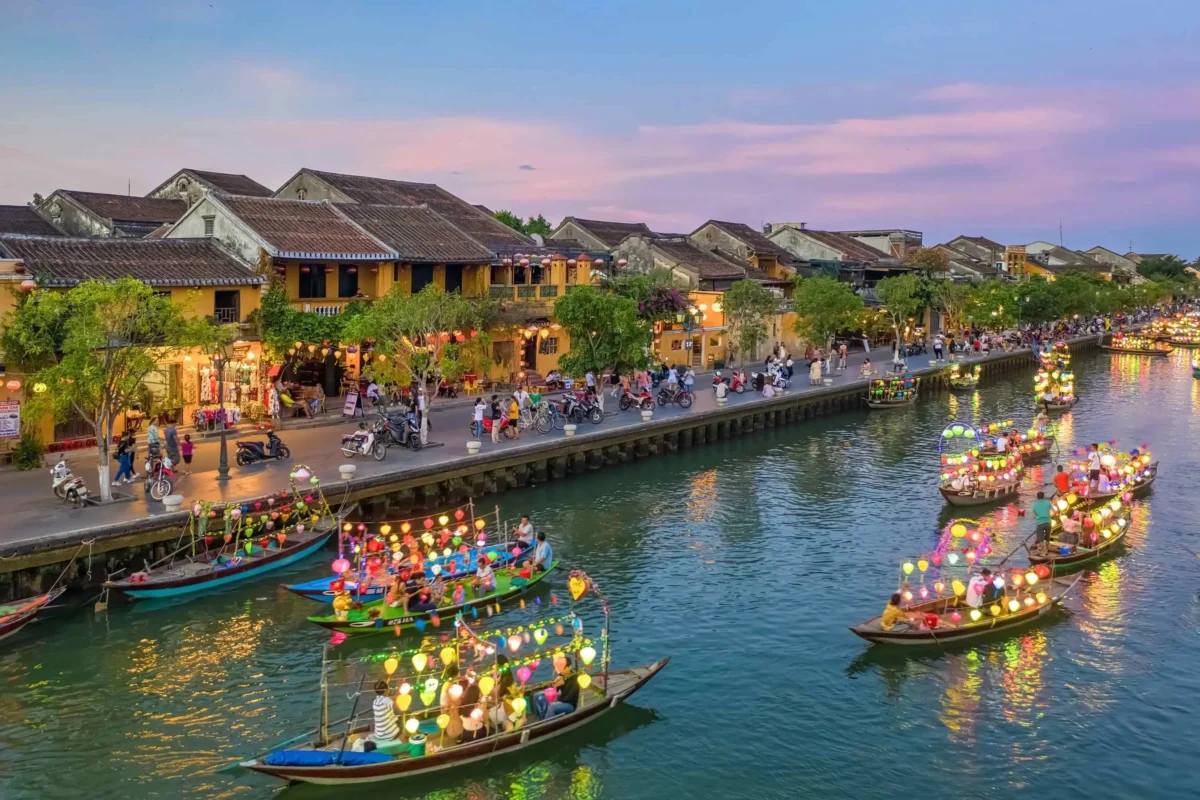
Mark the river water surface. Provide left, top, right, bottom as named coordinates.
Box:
left=3, top=350, right=1200, bottom=799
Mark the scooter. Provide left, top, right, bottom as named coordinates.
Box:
left=341, top=422, right=385, bottom=461
left=237, top=430, right=291, bottom=465
left=51, top=458, right=90, bottom=507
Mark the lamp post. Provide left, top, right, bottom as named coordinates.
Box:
left=210, top=341, right=231, bottom=483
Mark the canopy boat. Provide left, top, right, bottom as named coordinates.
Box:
left=104, top=466, right=343, bottom=600
left=308, top=560, right=560, bottom=636
left=938, top=423, right=1024, bottom=506
left=284, top=503, right=519, bottom=603
left=235, top=572, right=668, bottom=786
left=946, top=362, right=980, bottom=390
left=977, top=418, right=1055, bottom=463
left=0, top=587, right=64, bottom=643
left=850, top=527, right=1081, bottom=647
left=866, top=375, right=919, bottom=409
left=1100, top=333, right=1173, bottom=356
left=1028, top=495, right=1133, bottom=569
left=1034, top=342, right=1076, bottom=412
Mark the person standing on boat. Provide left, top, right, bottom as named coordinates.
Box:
left=1031, top=491, right=1053, bottom=547
left=371, top=680, right=401, bottom=743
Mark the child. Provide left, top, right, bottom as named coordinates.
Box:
left=180, top=434, right=194, bottom=475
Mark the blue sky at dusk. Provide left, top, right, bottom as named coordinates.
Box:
left=3, top=0, right=1199, bottom=255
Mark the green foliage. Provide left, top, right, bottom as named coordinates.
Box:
left=874, top=274, right=925, bottom=345
left=552, top=286, right=649, bottom=377
left=791, top=276, right=864, bottom=349
left=10, top=430, right=43, bottom=471
left=722, top=279, right=779, bottom=365
left=1, top=278, right=218, bottom=499
left=492, top=210, right=554, bottom=236
left=341, top=284, right=490, bottom=402
left=1136, top=255, right=1189, bottom=280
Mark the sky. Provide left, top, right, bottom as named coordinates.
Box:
left=2, top=0, right=1199, bottom=257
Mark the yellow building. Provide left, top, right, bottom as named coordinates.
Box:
left=0, top=235, right=264, bottom=456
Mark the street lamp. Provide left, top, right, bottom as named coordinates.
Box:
left=208, top=340, right=232, bottom=483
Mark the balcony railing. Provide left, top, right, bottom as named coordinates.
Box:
left=213, top=307, right=240, bottom=324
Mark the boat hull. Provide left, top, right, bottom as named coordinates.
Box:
left=242, top=659, right=669, bottom=785
left=939, top=482, right=1020, bottom=507
left=109, top=530, right=335, bottom=599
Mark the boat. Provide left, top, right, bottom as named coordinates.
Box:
left=1034, top=343, right=1076, bottom=413
left=0, top=587, right=64, bottom=642
left=866, top=375, right=919, bottom=409
left=1100, top=333, right=1173, bottom=356
left=308, top=561, right=560, bottom=636
left=938, top=423, right=1024, bottom=507
left=105, top=466, right=343, bottom=600
left=850, top=574, right=1080, bottom=647
left=235, top=572, right=668, bottom=786
left=284, top=503, right=519, bottom=603
left=946, top=362, right=980, bottom=390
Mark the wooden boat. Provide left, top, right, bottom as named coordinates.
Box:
left=850, top=575, right=1080, bottom=647
left=239, top=658, right=668, bottom=786
left=286, top=545, right=517, bottom=602
left=939, top=480, right=1021, bottom=507
left=308, top=561, right=560, bottom=635
left=0, top=587, right=64, bottom=642
left=107, top=522, right=338, bottom=599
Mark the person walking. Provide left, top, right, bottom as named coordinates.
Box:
left=489, top=394, right=502, bottom=444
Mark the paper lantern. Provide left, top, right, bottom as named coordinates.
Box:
left=577, top=673, right=592, bottom=689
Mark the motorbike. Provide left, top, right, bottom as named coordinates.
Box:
left=237, top=430, right=291, bottom=466
left=341, top=421, right=386, bottom=461
left=618, top=387, right=655, bottom=411
left=656, top=385, right=694, bottom=409
left=51, top=458, right=90, bottom=507
left=382, top=413, right=423, bottom=451
left=473, top=416, right=517, bottom=439
left=142, top=447, right=176, bottom=501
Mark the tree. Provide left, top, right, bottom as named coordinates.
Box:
left=1136, top=254, right=1189, bottom=280
left=342, top=284, right=491, bottom=443
left=552, top=287, right=649, bottom=382
left=493, top=210, right=525, bottom=233
left=873, top=274, right=924, bottom=355
left=904, top=247, right=951, bottom=277
left=791, top=276, right=864, bottom=352
left=2, top=279, right=218, bottom=500
left=722, top=279, right=779, bottom=365
left=525, top=214, right=552, bottom=237
left=931, top=280, right=974, bottom=332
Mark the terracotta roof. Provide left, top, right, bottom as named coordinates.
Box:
left=216, top=196, right=394, bottom=260
left=302, top=169, right=529, bottom=250
left=336, top=204, right=494, bottom=263
left=186, top=169, right=273, bottom=197
left=0, top=205, right=61, bottom=236
left=698, top=220, right=797, bottom=264
left=650, top=238, right=753, bottom=281
left=793, top=228, right=887, bottom=262
left=57, top=191, right=186, bottom=226
left=556, top=217, right=654, bottom=248
left=0, top=235, right=263, bottom=287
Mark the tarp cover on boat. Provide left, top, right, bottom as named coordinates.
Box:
left=264, top=750, right=393, bottom=767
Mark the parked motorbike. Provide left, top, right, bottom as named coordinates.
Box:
left=51, top=458, right=90, bottom=507
left=237, top=430, right=291, bottom=466
left=142, top=446, right=176, bottom=501
left=341, top=422, right=386, bottom=461
left=383, top=413, right=423, bottom=451
left=619, top=388, right=654, bottom=411
left=656, top=385, right=695, bottom=409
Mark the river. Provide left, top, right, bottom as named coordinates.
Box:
left=2, top=348, right=1199, bottom=800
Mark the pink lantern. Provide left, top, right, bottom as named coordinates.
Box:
left=332, top=558, right=351, bottom=574
left=516, top=665, right=532, bottom=683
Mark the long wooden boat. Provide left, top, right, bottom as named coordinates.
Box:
left=939, top=480, right=1021, bottom=507
left=1099, top=344, right=1172, bottom=356
left=0, top=587, right=64, bottom=642
left=849, top=575, right=1080, bottom=647
left=308, top=561, right=559, bottom=635
left=238, top=658, right=668, bottom=786
left=1027, top=523, right=1128, bottom=569
left=285, top=545, right=518, bottom=603
left=106, top=522, right=337, bottom=600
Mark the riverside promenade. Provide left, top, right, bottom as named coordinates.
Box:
left=0, top=340, right=1079, bottom=577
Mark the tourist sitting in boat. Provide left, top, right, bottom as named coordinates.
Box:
left=371, top=680, right=401, bottom=744
left=880, top=592, right=922, bottom=632
left=529, top=532, right=553, bottom=573
left=533, top=660, right=580, bottom=720
left=1032, top=491, right=1053, bottom=546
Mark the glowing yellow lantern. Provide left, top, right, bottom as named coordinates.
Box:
left=384, top=657, right=399, bottom=676
left=577, top=673, right=592, bottom=689
left=405, top=718, right=420, bottom=735
left=412, top=653, right=428, bottom=672
left=580, top=646, right=596, bottom=666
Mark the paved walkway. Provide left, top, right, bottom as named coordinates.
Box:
left=0, top=346, right=1016, bottom=553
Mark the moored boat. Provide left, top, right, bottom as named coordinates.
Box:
left=866, top=375, right=919, bottom=409
left=0, top=587, right=64, bottom=642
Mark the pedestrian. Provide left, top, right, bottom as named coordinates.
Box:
left=472, top=397, right=485, bottom=440
left=180, top=434, right=194, bottom=475
left=164, top=419, right=180, bottom=466
left=838, top=341, right=848, bottom=371
left=489, top=394, right=502, bottom=444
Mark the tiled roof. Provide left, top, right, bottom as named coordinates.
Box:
left=0, top=205, right=61, bottom=236
left=0, top=235, right=263, bottom=287
left=700, top=220, right=797, bottom=264
left=650, top=238, right=753, bottom=281
left=336, top=204, right=494, bottom=263
left=557, top=217, right=654, bottom=248
left=794, top=228, right=887, bottom=262
left=303, top=169, right=530, bottom=250
left=187, top=169, right=273, bottom=197
left=58, top=191, right=186, bottom=225
left=217, top=196, right=394, bottom=259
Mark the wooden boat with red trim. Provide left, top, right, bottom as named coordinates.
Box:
left=850, top=575, right=1080, bottom=647
left=0, top=587, right=64, bottom=642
